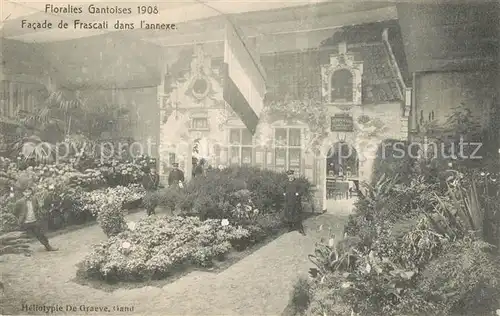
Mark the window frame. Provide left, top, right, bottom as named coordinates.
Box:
left=228, top=128, right=255, bottom=166
left=189, top=117, right=209, bottom=131
left=273, top=127, right=303, bottom=171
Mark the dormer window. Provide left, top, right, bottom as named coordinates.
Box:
left=320, top=41, right=363, bottom=105
left=330, top=69, right=353, bottom=102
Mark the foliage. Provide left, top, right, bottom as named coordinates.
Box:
left=370, top=139, right=416, bottom=186
left=97, top=202, right=127, bottom=238
left=264, top=98, right=329, bottom=151
left=79, top=216, right=254, bottom=282
left=0, top=154, right=148, bottom=233
left=154, top=166, right=313, bottom=225
left=19, top=88, right=129, bottom=141
left=398, top=238, right=500, bottom=316
left=290, top=167, right=500, bottom=316
left=76, top=185, right=144, bottom=217
left=0, top=231, right=32, bottom=256
left=282, top=277, right=311, bottom=316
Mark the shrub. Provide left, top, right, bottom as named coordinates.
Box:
left=282, top=277, right=311, bottom=316
left=80, top=216, right=253, bottom=282
left=155, top=166, right=313, bottom=224
left=370, top=139, right=415, bottom=186
left=85, top=186, right=145, bottom=238
left=96, top=202, right=127, bottom=238
left=302, top=166, right=500, bottom=316
left=0, top=212, right=19, bottom=233
left=76, top=185, right=145, bottom=217
left=397, top=238, right=500, bottom=316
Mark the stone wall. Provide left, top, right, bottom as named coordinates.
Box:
left=415, top=70, right=497, bottom=129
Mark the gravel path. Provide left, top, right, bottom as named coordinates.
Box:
left=1, top=211, right=348, bottom=315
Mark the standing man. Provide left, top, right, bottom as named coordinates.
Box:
left=283, top=170, right=306, bottom=235
left=142, top=165, right=160, bottom=216
left=168, top=162, right=185, bottom=188
left=193, top=158, right=205, bottom=178
left=191, top=157, right=197, bottom=178
left=14, top=185, right=58, bottom=251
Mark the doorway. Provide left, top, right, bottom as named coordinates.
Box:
left=325, top=141, right=359, bottom=200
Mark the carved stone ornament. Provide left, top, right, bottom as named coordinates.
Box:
left=190, top=75, right=211, bottom=100
left=321, top=43, right=363, bottom=106
left=188, top=45, right=213, bottom=101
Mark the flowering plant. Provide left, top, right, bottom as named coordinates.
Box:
left=76, top=185, right=145, bottom=216
left=80, top=215, right=253, bottom=282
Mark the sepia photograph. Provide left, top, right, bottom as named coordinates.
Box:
left=0, top=0, right=499, bottom=314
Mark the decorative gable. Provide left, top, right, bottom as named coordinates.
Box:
left=321, top=42, right=363, bottom=106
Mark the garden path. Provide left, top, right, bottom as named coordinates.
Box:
left=1, top=210, right=349, bottom=315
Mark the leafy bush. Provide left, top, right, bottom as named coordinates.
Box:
left=80, top=185, right=144, bottom=237
left=292, top=169, right=500, bottom=316
left=76, top=185, right=144, bottom=217
left=398, top=238, right=500, bottom=316
left=282, top=277, right=311, bottom=316
left=154, top=166, right=313, bottom=224
left=370, top=139, right=416, bottom=186
left=96, top=202, right=127, bottom=238
left=80, top=216, right=254, bottom=282
left=0, top=209, right=19, bottom=233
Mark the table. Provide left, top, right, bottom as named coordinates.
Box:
left=326, top=179, right=350, bottom=200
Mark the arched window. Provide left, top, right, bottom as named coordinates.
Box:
left=330, top=69, right=353, bottom=102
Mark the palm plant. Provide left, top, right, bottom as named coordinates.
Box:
left=308, top=233, right=361, bottom=279
left=10, top=84, right=130, bottom=162
left=428, top=172, right=485, bottom=241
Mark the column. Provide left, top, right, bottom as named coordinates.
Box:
left=157, top=51, right=167, bottom=177
left=321, top=157, right=327, bottom=212
left=8, top=82, right=14, bottom=117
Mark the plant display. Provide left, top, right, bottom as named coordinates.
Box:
left=0, top=155, right=149, bottom=233
left=78, top=166, right=313, bottom=283
left=80, top=215, right=253, bottom=282
left=287, top=164, right=500, bottom=316
left=153, top=166, right=313, bottom=222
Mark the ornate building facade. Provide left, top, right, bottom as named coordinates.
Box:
left=158, top=21, right=411, bottom=209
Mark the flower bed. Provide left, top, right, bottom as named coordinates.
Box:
left=79, top=215, right=268, bottom=282
left=76, top=185, right=145, bottom=217
left=147, top=166, right=314, bottom=223
left=0, top=154, right=149, bottom=234
left=287, top=168, right=500, bottom=316
left=79, top=166, right=315, bottom=284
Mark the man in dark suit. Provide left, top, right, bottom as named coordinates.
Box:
left=168, top=162, right=185, bottom=187
left=142, top=165, right=160, bottom=216
left=14, top=186, right=58, bottom=251
left=283, top=170, right=306, bottom=235
left=193, top=158, right=205, bottom=178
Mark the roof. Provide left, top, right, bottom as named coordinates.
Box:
left=262, top=23, right=408, bottom=104
left=320, top=20, right=410, bottom=86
